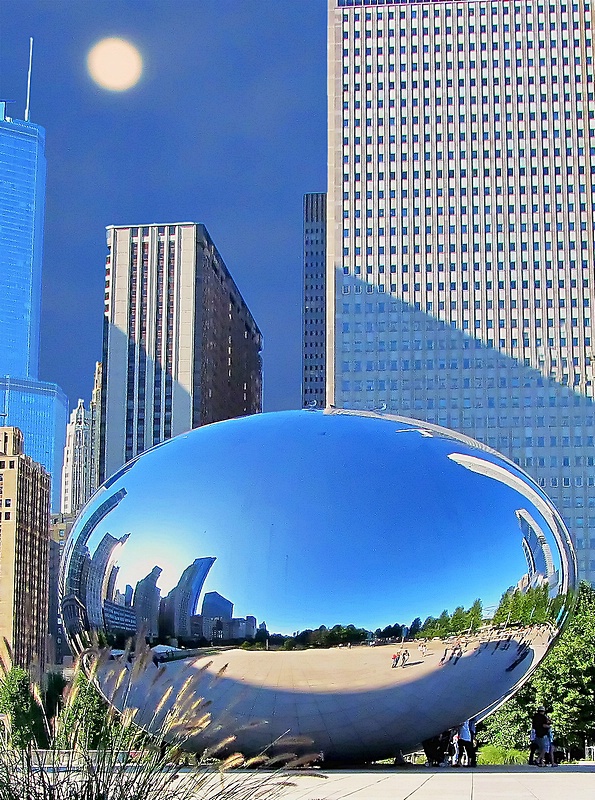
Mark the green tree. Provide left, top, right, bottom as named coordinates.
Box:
left=492, top=589, right=512, bottom=625
left=531, top=582, right=595, bottom=749
left=418, top=616, right=438, bottom=638
left=468, top=599, right=483, bottom=631
left=437, top=609, right=451, bottom=637
left=450, top=606, right=468, bottom=634
left=481, top=583, right=595, bottom=756
left=0, top=667, right=47, bottom=748
left=477, top=685, right=535, bottom=750
left=57, top=670, right=110, bottom=749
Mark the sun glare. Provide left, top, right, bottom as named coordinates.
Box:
left=87, top=37, right=143, bottom=92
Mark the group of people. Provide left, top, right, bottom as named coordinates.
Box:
left=422, top=720, right=477, bottom=768
left=422, top=707, right=558, bottom=768
left=391, top=649, right=410, bottom=668
left=439, top=642, right=465, bottom=665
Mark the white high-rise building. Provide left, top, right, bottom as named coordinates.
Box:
left=327, top=0, right=595, bottom=582
left=100, top=223, right=262, bottom=483
left=61, top=400, right=92, bottom=515
left=60, top=362, right=101, bottom=515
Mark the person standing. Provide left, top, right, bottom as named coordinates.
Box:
left=456, top=719, right=477, bottom=767
left=531, top=706, right=552, bottom=766
left=528, top=728, right=538, bottom=765
left=546, top=726, right=558, bottom=766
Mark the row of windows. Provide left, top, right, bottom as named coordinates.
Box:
left=339, top=3, right=590, bottom=18
left=343, top=316, right=589, bottom=331
left=343, top=57, right=592, bottom=74
left=345, top=22, right=588, bottom=34
left=342, top=196, right=593, bottom=216
left=340, top=355, right=588, bottom=381
left=341, top=374, right=594, bottom=401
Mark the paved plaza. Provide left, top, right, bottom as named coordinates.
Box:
left=108, top=634, right=548, bottom=760
left=214, top=765, right=595, bottom=800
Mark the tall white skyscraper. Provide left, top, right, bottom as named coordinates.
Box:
left=328, top=0, right=595, bottom=581
left=60, top=363, right=101, bottom=515
left=100, top=223, right=262, bottom=482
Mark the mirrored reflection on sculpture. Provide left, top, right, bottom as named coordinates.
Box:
left=60, top=409, right=577, bottom=762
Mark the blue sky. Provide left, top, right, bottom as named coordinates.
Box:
left=0, top=0, right=327, bottom=411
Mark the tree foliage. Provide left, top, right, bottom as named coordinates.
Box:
left=480, top=582, right=595, bottom=755
left=56, top=669, right=111, bottom=750
left=0, top=667, right=47, bottom=748
left=292, top=624, right=369, bottom=648
left=530, top=582, right=595, bottom=749
left=492, top=584, right=564, bottom=626
left=417, top=598, right=483, bottom=639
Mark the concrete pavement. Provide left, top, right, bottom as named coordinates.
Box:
left=212, top=765, right=595, bottom=800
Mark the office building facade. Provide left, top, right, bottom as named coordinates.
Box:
left=0, top=103, right=67, bottom=510
left=328, top=0, right=595, bottom=581
left=303, top=193, right=328, bottom=407
left=0, top=427, right=50, bottom=672
left=100, top=223, right=262, bottom=482
left=48, top=513, right=76, bottom=665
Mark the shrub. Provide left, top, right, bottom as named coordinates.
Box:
left=477, top=745, right=527, bottom=765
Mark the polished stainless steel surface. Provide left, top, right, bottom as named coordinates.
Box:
left=60, top=409, right=576, bottom=762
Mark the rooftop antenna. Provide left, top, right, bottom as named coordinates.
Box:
left=24, top=37, right=33, bottom=122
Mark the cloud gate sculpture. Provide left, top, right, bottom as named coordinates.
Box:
left=60, top=409, right=576, bottom=762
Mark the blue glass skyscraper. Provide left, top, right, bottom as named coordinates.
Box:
left=0, top=101, right=44, bottom=379
left=0, top=101, right=67, bottom=509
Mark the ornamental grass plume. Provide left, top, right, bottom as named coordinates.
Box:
left=0, top=637, right=323, bottom=800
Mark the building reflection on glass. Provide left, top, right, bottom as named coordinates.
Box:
left=63, top=533, right=260, bottom=649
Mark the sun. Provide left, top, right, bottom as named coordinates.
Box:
left=87, top=38, right=143, bottom=91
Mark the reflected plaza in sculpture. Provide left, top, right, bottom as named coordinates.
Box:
left=60, top=409, right=576, bottom=762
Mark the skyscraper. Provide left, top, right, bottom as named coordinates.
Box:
left=0, top=427, right=50, bottom=672
left=0, top=103, right=67, bottom=510
left=61, top=363, right=102, bottom=515
left=303, top=193, right=327, bottom=407
left=328, top=0, right=595, bottom=581
left=0, top=101, right=44, bottom=380
left=47, top=512, right=76, bottom=666
left=160, top=557, right=216, bottom=640
left=133, top=566, right=162, bottom=640
left=100, top=223, right=262, bottom=482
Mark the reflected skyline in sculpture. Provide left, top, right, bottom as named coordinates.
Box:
left=60, top=409, right=577, bottom=761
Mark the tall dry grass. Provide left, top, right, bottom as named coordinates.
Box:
left=0, top=637, right=322, bottom=800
